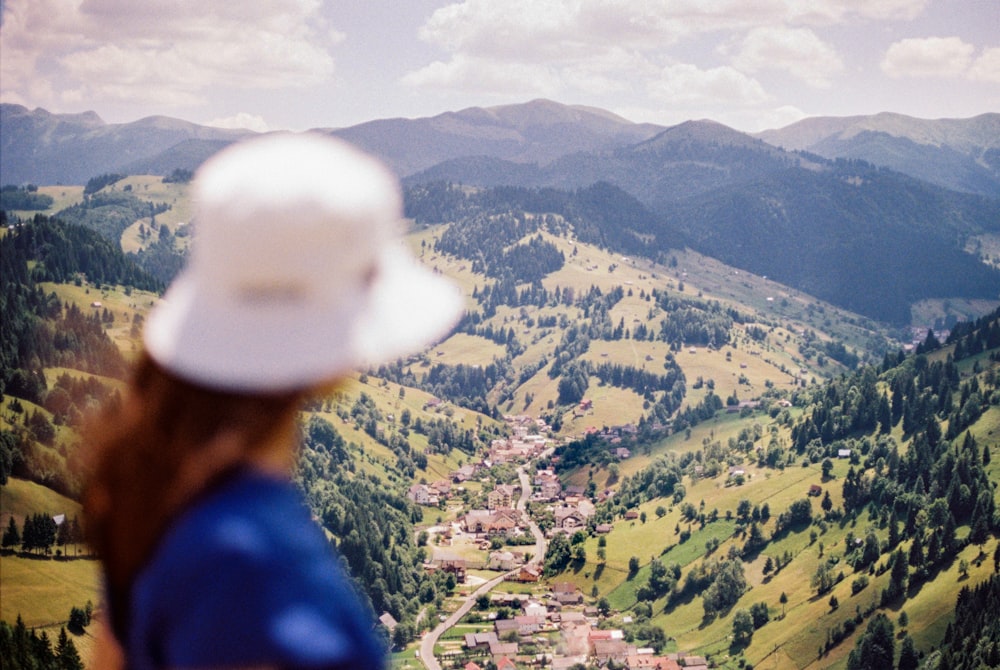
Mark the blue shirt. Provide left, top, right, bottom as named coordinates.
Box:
left=125, top=470, right=387, bottom=669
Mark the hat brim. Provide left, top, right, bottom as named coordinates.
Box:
left=144, top=244, right=463, bottom=392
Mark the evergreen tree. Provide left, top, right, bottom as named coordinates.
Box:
left=1, top=517, right=19, bottom=550
left=846, top=613, right=894, bottom=670
left=897, top=635, right=919, bottom=670
left=56, top=627, right=84, bottom=670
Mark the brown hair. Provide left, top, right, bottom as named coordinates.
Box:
left=81, top=352, right=307, bottom=635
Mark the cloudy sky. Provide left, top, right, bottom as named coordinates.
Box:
left=1, top=0, right=997, bottom=133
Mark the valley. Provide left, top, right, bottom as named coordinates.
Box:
left=2, top=101, right=1000, bottom=670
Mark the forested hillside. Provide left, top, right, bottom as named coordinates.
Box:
left=3, top=130, right=999, bottom=668
left=535, top=304, right=1000, bottom=669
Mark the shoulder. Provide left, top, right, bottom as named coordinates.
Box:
left=130, top=472, right=386, bottom=669
left=162, top=471, right=321, bottom=564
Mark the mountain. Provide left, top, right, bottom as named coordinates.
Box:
left=407, top=119, right=809, bottom=201
left=0, top=103, right=252, bottom=186
left=757, top=112, right=1000, bottom=197
left=406, top=121, right=1000, bottom=325
left=325, top=98, right=665, bottom=176
left=0, top=99, right=664, bottom=186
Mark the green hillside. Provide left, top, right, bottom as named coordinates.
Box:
left=3, top=174, right=999, bottom=669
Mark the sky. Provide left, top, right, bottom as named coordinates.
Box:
left=1, top=0, right=997, bottom=134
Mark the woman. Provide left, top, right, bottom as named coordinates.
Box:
left=83, top=133, right=462, bottom=669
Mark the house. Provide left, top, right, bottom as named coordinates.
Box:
left=595, top=523, right=613, bottom=534
left=451, top=464, right=479, bottom=482
left=553, top=505, right=587, bottom=531
left=488, top=484, right=517, bottom=510
left=808, top=484, right=822, bottom=496
left=407, top=484, right=438, bottom=506
left=551, top=583, right=584, bottom=606
left=495, top=657, right=517, bottom=670
left=464, top=631, right=497, bottom=650
left=430, top=479, right=453, bottom=498
left=438, top=558, right=467, bottom=582
left=508, top=565, right=540, bottom=582
left=627, top=655, right=681, bottom=670
left=463, top=509, right=519, bottom=536
left=514, top=615, right=545, bottom=634
left=837, top=448, right=852, bottom=458
left=488, top=550, right=520, bottom=571
left=624, top=509, right=640, bottom=520
left=594, top=638, right=631, bottom=664
left=378, top=612, right=397, bottom=632
left=464, top=663, right=483, bottom=670
left=522, top=600, right=547, bottom=618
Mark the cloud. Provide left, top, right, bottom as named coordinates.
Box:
left=969, top=47, right=1000, bottom=84
left=401, top=55, right=561, bottom=97
left=880, top=36, right=975, bottom=78
left=733, top=27, right=843, bottom=87
left=648, top=63, right=769, bottom=107
left=204, top=112, right=271, bottom=132
left=0, top=0, right=339, bottom=110
left=403, top=0, right=933, bottom=109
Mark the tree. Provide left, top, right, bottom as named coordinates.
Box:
left=56, top=627, right=84, bottom=670
left=812, top=561, right=835, bottom=595
left=628, top=556, right=640, bottom=575
left=846, top=613, right=895, bottom=670
left=703, top=559, right=748, bottom=615
left=749, top=601, right=769, bottom=628
left=67, top=607, right=88, bottom=634
left=828, top=594, right=839, bottom=610
left=2, top=516, right=20, bottom=550
left=732, top=609, right=754, bottom=646
left=597, top=597, right=611, bottom=616
left=897, top=635, right=919, bottom=670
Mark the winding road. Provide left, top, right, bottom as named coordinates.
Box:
left=418, top=464, right=546, bottom=670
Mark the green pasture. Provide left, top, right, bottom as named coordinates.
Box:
left=0, top=553, right=100, bottom=628
left=117, top=177, right=192, bottom=254
left=41, top=281, right=159, bottom=359
left=432, top=333, right=505, bottom=368
left=0, top=477, right=82, bottom=528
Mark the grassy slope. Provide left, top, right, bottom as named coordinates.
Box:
left=7, top=187, right=994, bottom=669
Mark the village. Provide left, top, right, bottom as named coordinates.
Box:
left=402, top=410, right=706, bottom=670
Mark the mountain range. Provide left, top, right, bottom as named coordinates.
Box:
left=3, top=99, right=999, bottom=326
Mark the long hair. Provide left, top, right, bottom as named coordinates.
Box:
left=81, top=352, right=306, bottom=635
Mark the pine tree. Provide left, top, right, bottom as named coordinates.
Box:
left=898, top=635, right=919, bottom=670
left=1, top=516, right=20, bottom=550
left=56, top=627, right=84, bottom=670
left=846, top=613, right=895, bottom=670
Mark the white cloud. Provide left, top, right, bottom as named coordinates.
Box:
left=0, top=0, right=338, bottom=110
left=401, top=55, right=562, bottom=97
left=204, top=113, right=271, bottom=132
left=403, top=0, right=937, bottom=110
left=648, top=63, right=769, bottom=107
left=969, top=47, right=1000, bottom=84
left=881, top=36, right=975, bottom=78
left=733, top=27, right=843, bottom=87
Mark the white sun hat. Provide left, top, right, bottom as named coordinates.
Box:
left=143, top=132, right=463, bottom=392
